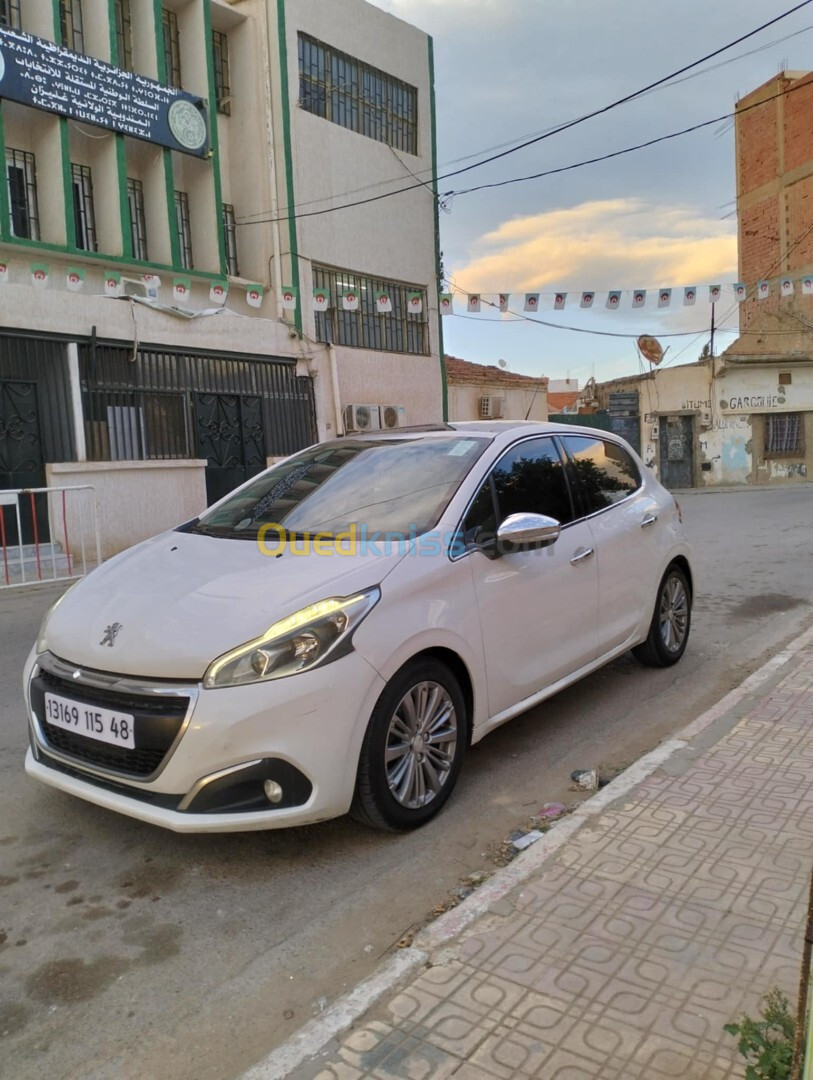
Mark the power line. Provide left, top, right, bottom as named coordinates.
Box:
left=237, top=1, right=813, bottom=227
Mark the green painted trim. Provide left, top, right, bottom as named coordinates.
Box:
left=107, top=0, right=118, bottom=61
left=276, top=0, right=302, bottom=336
left=200, top=0, right=226, bottom=275
left=59, top=118, right=77, bottom=249
left=153, top=0, right=167, bottom=85
left=427, top=36, right=447, bottom=421
left=0, top=234, right=227, bottom=281
left=116, top=136, right=133, bottom=259
left=163, top=149, right=181, bottom=267
left=51, top=0, right=61, bottom=40
left=0, top=106, right=10, bottom=242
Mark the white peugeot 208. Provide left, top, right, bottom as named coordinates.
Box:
left=24, top=422, right=693, bottom=833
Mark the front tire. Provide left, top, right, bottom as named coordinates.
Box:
left=633, top=564, right=692, bottom=668
left=351, top=658, right=467, bottom=832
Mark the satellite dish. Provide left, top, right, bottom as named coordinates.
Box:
left=637, top=335, right=664, bottom=365
left=498, top=358, right=508, bottom=369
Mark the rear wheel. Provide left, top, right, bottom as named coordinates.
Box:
left=632, top=564, right=691, bottom=667
left=351, top=659, right=466, bottom=832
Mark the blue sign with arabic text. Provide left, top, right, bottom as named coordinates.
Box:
left=0, top=26, right=209, bottom=157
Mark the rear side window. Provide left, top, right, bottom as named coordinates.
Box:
left=559, top=435, right=641, bottom=515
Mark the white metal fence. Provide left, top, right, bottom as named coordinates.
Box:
left=0, top=486, right=101, bottom=588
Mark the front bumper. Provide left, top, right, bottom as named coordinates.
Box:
left=24, top=649, right=387, bottom=832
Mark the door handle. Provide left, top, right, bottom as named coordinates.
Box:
left=570, top=547, right=594, bottom=565
left=641, top=514, right=658, bottom=528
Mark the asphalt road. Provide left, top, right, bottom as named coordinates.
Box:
left=1, top=485, right=812, bottom=1080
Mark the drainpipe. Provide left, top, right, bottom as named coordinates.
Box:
left=327, top=344, right=344, bottom=436
left=262, top=0, right=284, bottom=319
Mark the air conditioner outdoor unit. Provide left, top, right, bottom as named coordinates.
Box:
left=480, top=395, right=505, bottom=419
left=381, top=405, right=406, bottom=429
left=121, top=276, right=158, bottom=300
left=343, top=403, right=381, bottom=433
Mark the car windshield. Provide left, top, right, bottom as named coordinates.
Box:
left=184, top=436, right=489, bottom=540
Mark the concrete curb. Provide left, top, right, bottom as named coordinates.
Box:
left=241, top=624, right=813, bottom=1079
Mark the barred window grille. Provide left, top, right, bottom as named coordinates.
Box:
left=59, top=0, right=84, bottom=52
left=71, top=163, right=97, bottom=251
left=162, top=8, right=181, bottom=87
left=115, top=0, right=133, bottom=70
left=212, top=30, right=231, bottom=115
left=0, top=0, right=21, bottom=30
left=5, top=149, right=39, bottom=240
left=764, top=413, right=804, bottom=456
left=313, top=265, right=428, bottom=355
left=298, top=33, right=418, bottom=155
left=222, top=203, right=239, bottom=276
left=174, top=190, right=193, bottom=269
left=127, top=178, right=148, bottom=261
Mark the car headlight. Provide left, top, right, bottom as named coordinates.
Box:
left=203, top=587, right=381, bottom=689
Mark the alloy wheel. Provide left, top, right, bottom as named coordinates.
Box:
left=384, top=681, right=458, bottom=809
left=659, top=573, right=689, bottom=653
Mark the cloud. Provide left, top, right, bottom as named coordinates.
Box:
left=450, top=199, right=737, bottom=295
left=370, top=0, right=509, bottom=31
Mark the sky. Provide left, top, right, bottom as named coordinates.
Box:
left=369, top=0, right=813, bottom=385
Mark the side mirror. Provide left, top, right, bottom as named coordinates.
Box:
left=495, top=512, right=561, bottom=553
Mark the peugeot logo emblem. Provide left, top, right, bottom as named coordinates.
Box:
left=100, top=623, right=123, bottom=648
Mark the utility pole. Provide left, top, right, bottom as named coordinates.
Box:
left=710, top=302, right=716, bottom=358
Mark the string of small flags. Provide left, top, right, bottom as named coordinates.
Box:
left=439, top=275, right=813, bottom=315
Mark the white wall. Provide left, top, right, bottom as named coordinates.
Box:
left=448, top=382, right=548, bottom=423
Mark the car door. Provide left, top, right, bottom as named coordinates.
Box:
left=461, top=436, right=599, bottom=719
left=559, top=434, right=662, bottom=656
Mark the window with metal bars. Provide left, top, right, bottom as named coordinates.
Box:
left=59, top=0, right=84, bottom=52
left=71, top=164, right=97, bottom=251
left=0, top=0, right=21, bottom=29
left=212, top=30, right=231, bottom=115
left=127, top=178, right=148, bottom=261
left=174, top=190, right=193, bottom=269
left=115, top=0, right=133, bottom=70
left=222, top=203, right=238, bottom=276
left=764, top=413, right=804, bottom=456
left=313, top=266, right=428, bottom=355
left=298, top=34, right=417, bottom=155
left=162, top=8, right=181, bottom=87
left=5, top=149, right=40, bottom=240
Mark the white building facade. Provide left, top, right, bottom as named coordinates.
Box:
left=0, top=0, right=444, bottom=555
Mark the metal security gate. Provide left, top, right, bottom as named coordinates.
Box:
left=194, top=393, right=267, bottom=505
left=608, top=391, right=641, bottom=456
left=79, top=344, right=317, bottom=496
left=0, top=381, right=48, bottom=544
left=659, top=415, right=695, bottom=489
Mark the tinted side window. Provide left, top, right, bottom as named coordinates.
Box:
left=462, top=479, right=498, bottom=547
left=491, top=438, right=575, bottom=525
left=560, top=435, right=641, bottom=515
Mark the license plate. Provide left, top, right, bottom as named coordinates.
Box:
left=43, top=692, right=135, bottom=749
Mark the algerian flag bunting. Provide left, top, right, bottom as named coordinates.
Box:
left=499, top=294, right=510, bottom=313
left=281, top=286, right=298, bottom=310
left=209, top=279, right=228, bottom=305
left=173, top=277, right=192, bottom=304
left=0, top=262, right=7, bottom=284
left=406, top=291, right=423, bottom=315
left=246, top=284, right=264, bottom=308
left=632, top=290, right=646, bottom=309
left=606, top=291, right=621, bottom=309
left=580, top=292, right=594, bottom=308
left=103, top=270, right=121, bottom=296
left=341, top=288, right=359, bottom=311
left=523, top=293, right=539, bottom=311
left=757, top=280, right=770, bottom=300
left=734, top=282, right=747, bottom=302
left=658, top=289, right=672, bottom=308
left=553, top=292, right=567, bottom=310
left=439, top=292, right=453, bottom=315
left=683, top=287, right=697, bottom=306
left=313, top=288, right=330, bottom=311
left=781, top=278, right=794, bottom=296
left=375, top=290, right=393, bottom=313
left=66, top=267, right=85, bottom=293
left=467, top=294, right=481, bottom=313
left=709, top=284, right=721, bottom=302
left=803, top=278, right=813, bottom=295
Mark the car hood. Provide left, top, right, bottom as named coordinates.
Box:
left=43, top=530, right=406, bottom=679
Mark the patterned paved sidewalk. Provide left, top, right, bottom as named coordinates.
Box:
left=289, top=643, right=813, bottom=1080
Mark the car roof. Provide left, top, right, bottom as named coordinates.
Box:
left=342, top=420, right=629, bottom=446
